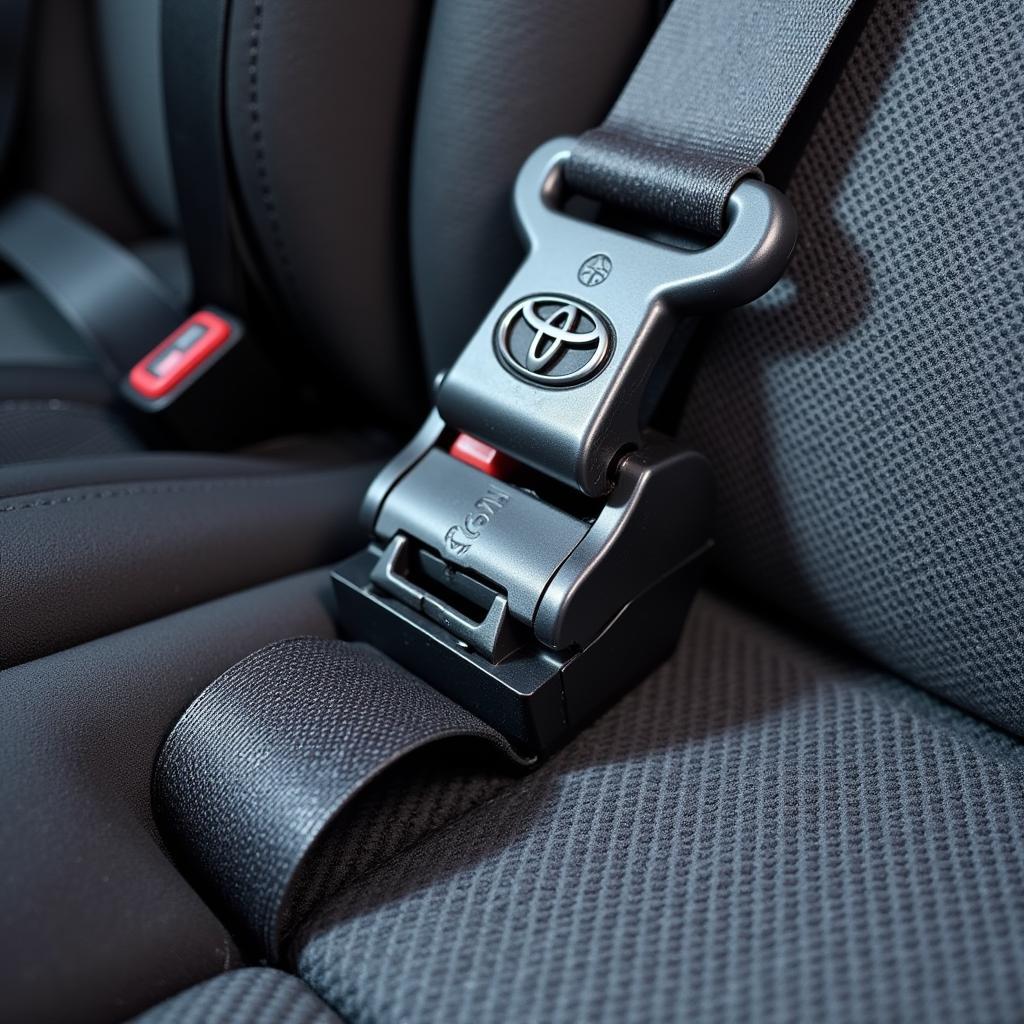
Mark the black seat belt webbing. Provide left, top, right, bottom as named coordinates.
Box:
left=161, top=0, right=241, bottom=312
left=566, top=0, right=858, bottom=235
left=0, top=194, right=185, bottom=376
left=154, top=638, right=527, bottom=960
left=0, top=0, right=32, bottom=176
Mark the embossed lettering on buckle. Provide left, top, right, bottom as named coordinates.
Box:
left=333, top=137, right=797, bottom=755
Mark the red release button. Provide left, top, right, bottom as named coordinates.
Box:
left=449, top=433, right=516, bottom=478
left=128, top=310, right=234, bottom=400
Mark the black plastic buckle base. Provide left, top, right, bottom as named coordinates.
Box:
left=332, top=545, right=705, bottom=756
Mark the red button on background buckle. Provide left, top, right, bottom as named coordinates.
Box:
left=128, top=310, right=234, bottom=400
left=449, top=432, right=516, bottom=478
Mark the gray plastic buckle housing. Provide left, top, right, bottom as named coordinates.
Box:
left=333, top=136, right=797, bottom=754
left=436, top=137, right=797, bottom=497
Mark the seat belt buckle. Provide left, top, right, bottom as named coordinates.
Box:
left=125, top=308, right=241, bottom=405
left=333, top=137, right=797, bottom=756
left=120, top=306, right=283, bottom=448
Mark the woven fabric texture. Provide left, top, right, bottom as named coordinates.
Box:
left=676, top=0, right=1024, bottom=733
left=296, top=591, right=1024, bottom=1024
left=567, top=0, right=856, bottom=233
left=0, top=399, right=136, bottom=464
left=129, top=968, right=344, bottom=1024
left=154, top=638, right=521, bottom=959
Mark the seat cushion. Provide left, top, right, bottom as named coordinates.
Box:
left=130, top=969, right=343, bottom=1024
left=0, top=398, right=137, bottom=463
left=294, top=592, right=1024, bottom=1024
left=0, top=570, right=340, bottom=1024
left=0, top=452, right=381, bottom=667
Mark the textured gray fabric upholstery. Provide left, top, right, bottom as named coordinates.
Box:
left=0, top=398, right=136, bottom=463
left=670, top=0, right=1024, bottom=733
left=402, top=0, right=1023, bottom=735
left=130, top=969, right=344, bottom=1024
left=295, top=591, right=1024, bottom=1024
left=410, top=0, right=659, bottom=379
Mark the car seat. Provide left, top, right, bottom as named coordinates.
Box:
left=1, top=0, right=1022, bottom=1021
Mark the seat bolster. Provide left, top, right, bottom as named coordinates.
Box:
left=0, top=458, right=381, bottom=667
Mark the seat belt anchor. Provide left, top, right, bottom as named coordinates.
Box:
left=334, top=137, right=797, bottom=755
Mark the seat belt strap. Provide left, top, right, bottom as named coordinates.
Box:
left=161, top=0, right=242, bottom=311
left=0, top=2, right=244, bottom=383
left=154, top=638, right=527, bottom=960
left=0, top=0, right=32, bottom=176
left=566, top=0, right=858, bottom=235
left=0, top=194, right=185, bottom=376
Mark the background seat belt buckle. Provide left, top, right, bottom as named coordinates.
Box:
left=124, top=308, right=241, bottom=406
left=119, top=307, right=284, bottom=448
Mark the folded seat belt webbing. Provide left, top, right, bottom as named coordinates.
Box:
left=154, top=639, right=527, bottom=959
left=154, top=0, right=865, bottom=960
left=0, top=194, right=185, bottom=376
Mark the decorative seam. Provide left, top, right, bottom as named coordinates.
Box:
left=247, top=0, right=298, bottom=302
left=0, top=470, right=355, bottom=514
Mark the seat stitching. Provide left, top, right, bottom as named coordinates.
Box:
left=0, top=469, right=364, bottom=514
left=1, top=399, right=92, bottom=412
left=247, top=0, right=298, bottom=303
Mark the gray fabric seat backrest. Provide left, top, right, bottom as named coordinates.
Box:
left=674, top=0, right=1024, bottom=734
left=221, top=0, right=663, bottom=424
left=405, top=0, right=1023, bottom=735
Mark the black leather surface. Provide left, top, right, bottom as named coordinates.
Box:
left=410, top=0, right=659, bottom=379
left=0, top=364, right=111, bottom=402
left=17, top=0, right=154, bottom=242
left=225, top=0, right=430, bottom=425
left=0, top=459, right=380, bottom=667
left=95, top=0, right=179, bottom=231
left=0, top=278, right=96, bottom=368
left=0, top=569, right=339, bottom=1024
left=0, top=398, right=137, bottom=463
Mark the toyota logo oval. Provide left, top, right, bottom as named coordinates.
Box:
left=494, top=294, right=613, bottom=387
